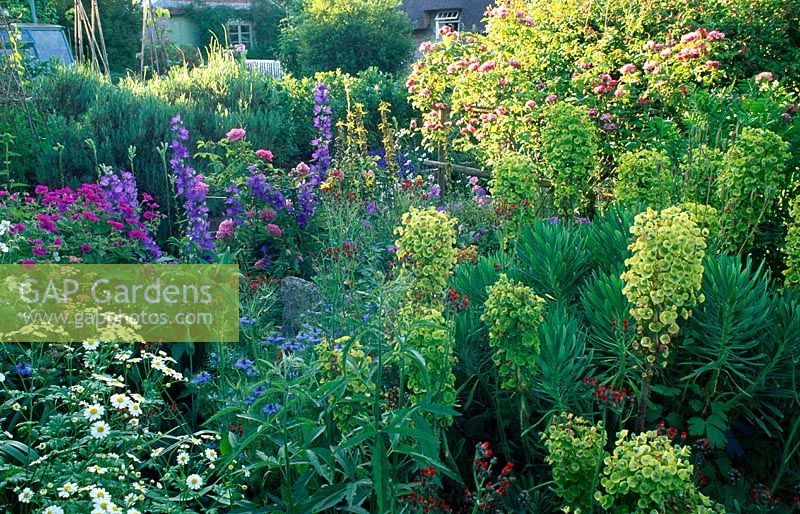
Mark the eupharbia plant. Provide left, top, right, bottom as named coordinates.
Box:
left=541, top=413, right=607, bottom=514
left=595, top=430, right=722, bottom=513
left=785, top=197, right=800, bottom=288
left=613, top=148, right=673, bottom=208
left=394, top=207, right=457, bottom=303
left=539, top=101, right=599, bottom=215
left=715, top=126, right=790, bottom=251
left=621, top=206, right=707, bottom=431
left=482, top=273, right=545, bottom=391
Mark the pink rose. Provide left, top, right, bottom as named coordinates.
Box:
left=216, top=218, right=235, bottom=240
left=478, top=61, right=496, bottom=72
left=643, top=60, right=658, bottom=72
left=707, top=30, right=725, bottom=41
left=705, top=60, right=721, bottom=70
left=619, top=63, right=637, bottom=75
left=755, top=72, right=774, bottom=83
left=509, top=59, right=521, bottom=68
left=256, top=149, right=274, bottom=161
left=226, top=128, right=246, bottom=141
left=660, top=48, right=673, bottom=59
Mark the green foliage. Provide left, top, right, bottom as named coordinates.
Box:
left=394, top=207, right=457, bottom=302
left=680, top=202, right=720, bottom=243
left=785, top=197, right=800, bottom=288
left=482, top=273, right=545, bottom=390
left=622, top=206, right=707, bottom=364
left=715, top=127, right=791, bottom=250
left=542, top=413, right=607, bottom=514
left=581, top=270, right=637, bottom=387
left=515, top=220, right=590, bottom=304
left=280, top=0, right=414, bottom=76
left=534, top=307, right=592, bottom=416
left=613, top=148, right=673, bottom=208
left=540, top=102, right=599, bottom=214
left=585, top=205, right=636, bottom=275
left=595, top=430, right=721, bottom=513
left=0, top=0, right=58, bottom=23
left=489, top=153, right=540, bottom=208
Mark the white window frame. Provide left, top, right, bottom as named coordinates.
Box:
left=434, top=10, right=461, bottom=39
left=227, top=19, right=254, bottom=48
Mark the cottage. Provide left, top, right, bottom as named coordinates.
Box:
left=155, top=0, right=494, bottom=53
left=401, top=0, right=494, bottom=47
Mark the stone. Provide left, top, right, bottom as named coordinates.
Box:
left=281, top=276, right=322, bottom=337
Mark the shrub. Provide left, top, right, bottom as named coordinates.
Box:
left=539, top=102, right=599, bottom=215
left=482, top=273, right=545, bottom=391
left=281, top=0, right=414, bottom=76
left=613, top=149, right=673, bottom=208
left=315, top=336, right=375, bottom=433
left=715, top=127, right=791, bottom=250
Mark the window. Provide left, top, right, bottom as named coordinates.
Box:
left=434, top=10, right=461, bottom=39
left=227, top=19, right=254, bottom=48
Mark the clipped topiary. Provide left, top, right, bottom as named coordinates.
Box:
left=394, top=207, right=457, bottom=302
left=715, top=127, right=791, bottom=250
left=613, top=149, right=673, bottom=208
left=542, top=413, right=607, bottom=514
left=482, top=273, right=546, bottom=390
left=540, top=102, right=599, bottom=215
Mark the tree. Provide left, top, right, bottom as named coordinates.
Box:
left=280, top=0, right=413, bottom=76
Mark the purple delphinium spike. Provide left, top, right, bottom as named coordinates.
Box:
left=169, top=117, right=215, bottom=260
left=98, top=166, right=163, bottom=260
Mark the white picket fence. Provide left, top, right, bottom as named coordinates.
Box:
left=245, top=59, right=284, bottom=79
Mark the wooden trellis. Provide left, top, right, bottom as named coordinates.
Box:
left=73, top=0, right=109, bottom=76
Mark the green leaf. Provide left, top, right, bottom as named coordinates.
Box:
left=687, top=417, right=705, bottom=436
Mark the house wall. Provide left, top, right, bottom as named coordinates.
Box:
left=165, top=16, right=200, bottom=47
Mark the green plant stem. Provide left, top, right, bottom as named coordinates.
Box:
left=637, top=370, right=651, bottom=433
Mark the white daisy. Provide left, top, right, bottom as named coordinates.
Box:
left=124, top=493, right=138, bottom=505
left=150, top=356, right=168, bottom=371
left=57, top=482, right=78, bottom=498
left=90, top=420, right=110, bottom=439
left=186, top=474, right=203, bottom=491
left=94, top=498, right=112, bottom=511
left=204, top=448, right=218, bottom=461
left=90, top=486, right=109, bottom=501
left=18, top=487, right=33, bottom=503
left=110, top=393, right=130, bottom=409
left=43, top=507, right=64, bottom=514
left=0, top=371, right=5, bottom=382
left=91, top=509, right=105, bottom=514
left=83, top=403, right=105, bottom=421
left=127, top=509, right=142, bottom=514
left=83, top=339, right=100, bottom=351
left=176, top=451, right=190, bottom=465
left=128, top=402, right=142, bottom=416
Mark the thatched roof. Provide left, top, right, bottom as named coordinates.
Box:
left=401, top=0, right=493, bottom=32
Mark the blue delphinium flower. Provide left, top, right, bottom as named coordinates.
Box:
left=262, top=403, right=282, bottom=415
left=240, top=316, right=258, bottom=326
left=13, top=362, right=32, bottom=376
left=190, top=371, right=212, bottom=385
